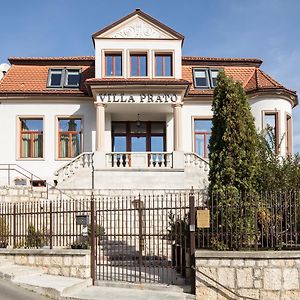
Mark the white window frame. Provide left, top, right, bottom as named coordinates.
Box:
left=47, top=68, right=81, bottom=88
left=193, top=68, right=221, bottom=89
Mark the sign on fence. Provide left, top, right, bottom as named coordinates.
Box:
left=197, top=209, right=210, bottom=228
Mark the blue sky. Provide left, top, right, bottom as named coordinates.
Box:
left=0, top=0, right=299, bottom=152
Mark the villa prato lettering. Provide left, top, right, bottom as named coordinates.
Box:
left=97, top=93, right=179, bottom=104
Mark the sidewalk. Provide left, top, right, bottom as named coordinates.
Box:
left=0, top=258, right=194, bottom=300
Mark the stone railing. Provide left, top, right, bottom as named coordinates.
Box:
left=184, top=152, right=209, bottom=171
left=54, top=152, right=94, bottom=183
left=106, top=152, right=173, bottom=168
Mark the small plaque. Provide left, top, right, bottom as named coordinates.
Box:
left=197, top=210, right=210, bottom=228
left=76, top=215, right=89, bottom=226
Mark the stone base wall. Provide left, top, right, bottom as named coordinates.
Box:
left=196, top=250, right=300, bottom=300
left=0, top=249, right=90, bottom=279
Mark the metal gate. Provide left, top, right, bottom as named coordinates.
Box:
left=90, top=190, right=200, bottom=290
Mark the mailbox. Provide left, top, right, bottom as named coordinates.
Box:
left=76, top=215, right=89, bottom=226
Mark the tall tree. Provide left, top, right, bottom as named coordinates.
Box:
left=208, top=71, right=260, bottom=250
left=209, top=71, right=259, bottom=194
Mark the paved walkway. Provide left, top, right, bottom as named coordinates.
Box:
left=0, top=258, right=194, bottom=300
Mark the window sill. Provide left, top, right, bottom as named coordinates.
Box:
left=16, top=158, right=45, bottom=161
left=103, top=75, right=124, bottom=79
left=154, top=75, right=175, bottom=79
left=55, top=158, right=74, bottom=161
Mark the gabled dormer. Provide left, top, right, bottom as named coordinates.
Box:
left=92, top=9, right=184, bottom=79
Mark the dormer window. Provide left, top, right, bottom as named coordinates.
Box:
left=130, top=53, right=147, bottom=77
left=155, top=54, right=173, bottom=77
left=47, top=68, right=80, bottom=88
left=105, top=53, right=122, bottom=76
left=193, top=68, right=220, bottom=89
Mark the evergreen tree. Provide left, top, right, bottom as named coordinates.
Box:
left=208, top=71, right=260, bottom=250
left=209, top=71, right=259, bottom=194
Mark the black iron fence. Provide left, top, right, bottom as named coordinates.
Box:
left=0, top=199, right=92, bottom=249
left=195, top=190, right=300, bottom=251
left=0, top=190, right=300, bottom=252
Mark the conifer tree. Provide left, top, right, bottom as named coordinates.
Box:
left=209, top=71, right=259, bottom=194
left=208, top=71, right=260, bottom=250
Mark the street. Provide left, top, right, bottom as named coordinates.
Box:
left=0, top=279, right=48, bottom=300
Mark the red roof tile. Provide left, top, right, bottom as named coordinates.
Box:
left=0, top=63, right=94, bottom=96
left=0, top=55, right=297, bottom=106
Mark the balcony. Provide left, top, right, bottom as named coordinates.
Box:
left=106, top=152, right=173, bottom=168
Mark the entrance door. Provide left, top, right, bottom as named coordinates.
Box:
left=112, top=121, right=166, bottom=152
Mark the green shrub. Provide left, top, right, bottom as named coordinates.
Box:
left=0, top=216, right=9, bottom=248
left=25, top=224, right=47, bottom=248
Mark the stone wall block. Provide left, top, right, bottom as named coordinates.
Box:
left=207, top=259, right=220, bottom=267
left=257, top=260, right=269, bottom=267
left=28, top=256, right=35, bottom=265
left=70, top=267, right=79, bottom=277
left=50, top=267, right=61, bottom=276
left=35, top=256, right=43, bottom=266
left=217, top=267, right=235, bottom=289
left=15, top=255, right=28, bottom=265
left=284, top=259, right=295, bottom=267
left=63, top=256, right=73, bottom=266
left=244, top=260, right=256, bottom=267
left=197, top=267, right=218, bottom=288
left=196, top=287, right=218, bottom=300
left=254, top=268, right=262, bottom=278
left=78, top=267, right=90, bottom=279
left=237, top=289, right=259, bottom=299
left=231, top=259, right=244, bottom=267
left=282, top=268, right=299, bottom=290
left=61, top=267, right=71, bottom=277
left=270, top=259, right=286, bottom=267
left=264, top=268, right=282, bottom=290
left=50, top=256, right=63, bottom=267
left=42, top=256, right=51, bottom=266
left=196, top=259, right=208, bottom=266
left=254, top=279, right=262, bottom=289
left=236, top=268, right=253, bottom=288
left=260, top=291, right=280, bottom=300
left=281, top=291, right=300, bottom=300
left=219, top=259, right=231, bottom=267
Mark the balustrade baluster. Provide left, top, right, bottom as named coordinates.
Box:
left=155, top=154, right=160, bottom=167
left=166, top=154, right=170, bottom=167
left=125, top=154, right=129, bottom=167
left=149, top=154, right=154, bottom=167
left=114, top=154, right=119, bottom=167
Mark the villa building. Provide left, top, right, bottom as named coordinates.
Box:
left=0, top=9, right=297, bottom=191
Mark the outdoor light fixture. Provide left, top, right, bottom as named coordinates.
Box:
left=136, top=114, right=141, bottom=128
left=136, top=114, right=141, bottom=135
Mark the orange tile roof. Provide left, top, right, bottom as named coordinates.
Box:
left=0, top=63, right=95, bottom=96
left=182, top=62, right=297, bottom=105
left=0, top=56, right=297, bottom=106
left=9, top=56, right=95, bottom=63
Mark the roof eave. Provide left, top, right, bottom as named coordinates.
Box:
left=246, top=88, right=298, bottom=107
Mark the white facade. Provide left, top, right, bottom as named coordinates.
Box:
left=0, top=9, right=297, bottom=190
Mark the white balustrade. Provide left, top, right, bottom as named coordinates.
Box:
left=106, top=152, right=173, bottom=168
left=55, top=152, right=94, bottom=182
left=184, top=153, right=209, bottom=172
